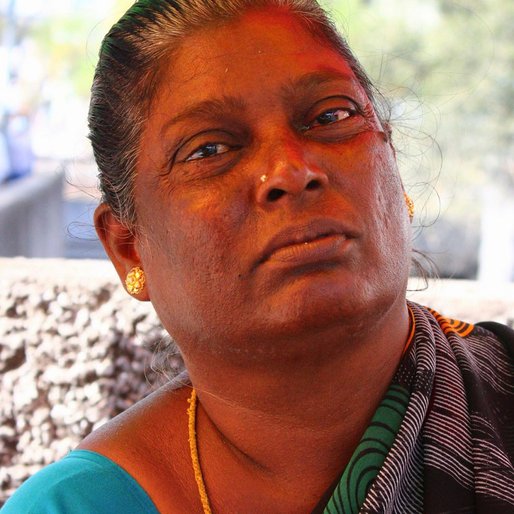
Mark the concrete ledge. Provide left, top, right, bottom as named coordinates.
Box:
left=0, top=258, right=181, bottom=505
left=2, top=258, right=513, bottom=321
left=407, top=276, right=514, bottom=326
left=1, top=258, right=513, bottom=504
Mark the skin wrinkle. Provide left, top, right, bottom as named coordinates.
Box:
left=134, top=8, right=410, bottom=362
left=158, top=70, right=362, bottom=140
left=91, top=1, right=385, bottom=227
left=89, top=6, right=412, bottom=513
left=146, top=135, right=402, bottom=352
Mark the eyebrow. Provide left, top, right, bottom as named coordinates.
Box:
left=159, top=69, right=356, bottom=135
left=160, top=96, right=247, bottom=136
left=280, top=69, right=356, bottom=104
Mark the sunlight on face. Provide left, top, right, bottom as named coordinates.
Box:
left=133, top=7, right=411, bottom=354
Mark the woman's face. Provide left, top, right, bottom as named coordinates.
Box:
left=134, top=8, right=411, bottom=353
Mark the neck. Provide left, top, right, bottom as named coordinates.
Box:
left=183, top=299, right=410, bottom=510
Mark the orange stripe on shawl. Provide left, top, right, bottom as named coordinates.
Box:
left=426, top=307, right=475, bottom=337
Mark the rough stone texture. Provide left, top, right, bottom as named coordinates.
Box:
left=0, top=258, right=513, bottom=506
left=0, top=258, right=183, bottom=506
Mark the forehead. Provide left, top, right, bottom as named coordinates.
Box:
left=150, top=7, right=368, bottom=115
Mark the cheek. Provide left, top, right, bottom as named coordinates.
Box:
left=347, top=140, right=409, bottom=258
left=374, top=171, right=411, bottom=283
left=326, top=136, right=403, bottom=215
left=358, top=140, right=403, bottom=223
left=375, top=172, right=403, bottom=231
left=141, top=181, right=250, bottom=292
left=138, top=198, right=248, bottom=345
left=358, top=150, right=411, bottom=296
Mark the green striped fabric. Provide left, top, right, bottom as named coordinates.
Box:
left=324, top=384, right=410, bottom=514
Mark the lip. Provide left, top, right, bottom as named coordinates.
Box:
left=256, top=219, right=357, bottom=268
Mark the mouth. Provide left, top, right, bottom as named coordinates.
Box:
left=256, top=220, right=356, bottom=268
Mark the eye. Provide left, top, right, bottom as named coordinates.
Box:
left=185, top=142, right=231, bottom=162
left=308, top=107, right=354, bottom=129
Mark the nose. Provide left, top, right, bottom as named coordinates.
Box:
left=255, top=142, right=329, bottom=207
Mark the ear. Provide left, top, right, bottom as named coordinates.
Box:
left=94, top=203, right=150, bottom=301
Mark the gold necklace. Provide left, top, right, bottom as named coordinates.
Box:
left=186, top=310, right=415, bottom=514
left=187, top=389, right=213, bottom=514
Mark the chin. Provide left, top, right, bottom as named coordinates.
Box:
left=258, top=271, right=404, bottom=340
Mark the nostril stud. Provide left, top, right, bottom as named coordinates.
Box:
left=267, top=189, right=285, bottom=202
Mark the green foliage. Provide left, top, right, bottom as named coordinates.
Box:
left=30, top=15, right=97, bottom=97
left=1, top=2, right=128, bottom=98
left=4, top=0, right=512, bottom=192
left=323, top=0, right=513, bottom=223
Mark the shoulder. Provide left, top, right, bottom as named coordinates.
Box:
left=425, top=308, right=514, bottom=406
left=462, top=320, right=514, bottom=371
left=466, top=321, right=514, bottom=388
left=418, top=303, right=514, bottom=363
left=1, top=450, right=158, bottom=514
left=79, top=381, right=191, bottom=460
left=475, top=321, right=514, bottom=357
left=410, top=303, right=514, bottom=394
left=78, top=383, right=197, bottom=512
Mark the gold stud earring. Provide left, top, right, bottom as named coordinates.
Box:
left=125, top=266, right=145, bottom=295
left=404, top=192, right=414, bottom=220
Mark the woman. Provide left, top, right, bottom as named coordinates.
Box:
left=3, top=0, right=514, bottom=512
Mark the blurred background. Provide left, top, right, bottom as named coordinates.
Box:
left=0, top=0, right=513, bottom=280
left=1, top=0, right=513, bottom=505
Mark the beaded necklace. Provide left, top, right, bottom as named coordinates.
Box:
left=186, top=307, right=415, bottom=514
left=187, top=389, right=212, bottom=514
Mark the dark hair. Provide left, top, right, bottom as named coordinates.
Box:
left=88, top=0, right=384, bottom=226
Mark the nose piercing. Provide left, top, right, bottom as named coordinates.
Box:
left=260, top=174, right=268, bottom=183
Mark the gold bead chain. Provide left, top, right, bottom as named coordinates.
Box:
left=186, top=306, right=416, bottom=514
left=188, top=389, right=213, bottom=514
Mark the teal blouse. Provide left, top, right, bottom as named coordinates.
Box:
left=1, top=450, right=159, bottom=513
left=2, top=385, right=409, bottom=513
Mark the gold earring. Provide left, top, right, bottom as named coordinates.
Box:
left=404, top=192, right=414, bottom=220
left=125, top=266, right=145, bottom=295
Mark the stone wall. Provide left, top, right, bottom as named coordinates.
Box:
left=0, top=259, right=183, bottom=506
left=1, top=258, right=513, bottom=505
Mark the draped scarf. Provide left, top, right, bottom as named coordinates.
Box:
left=324, top=301, right=514, bottom=514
